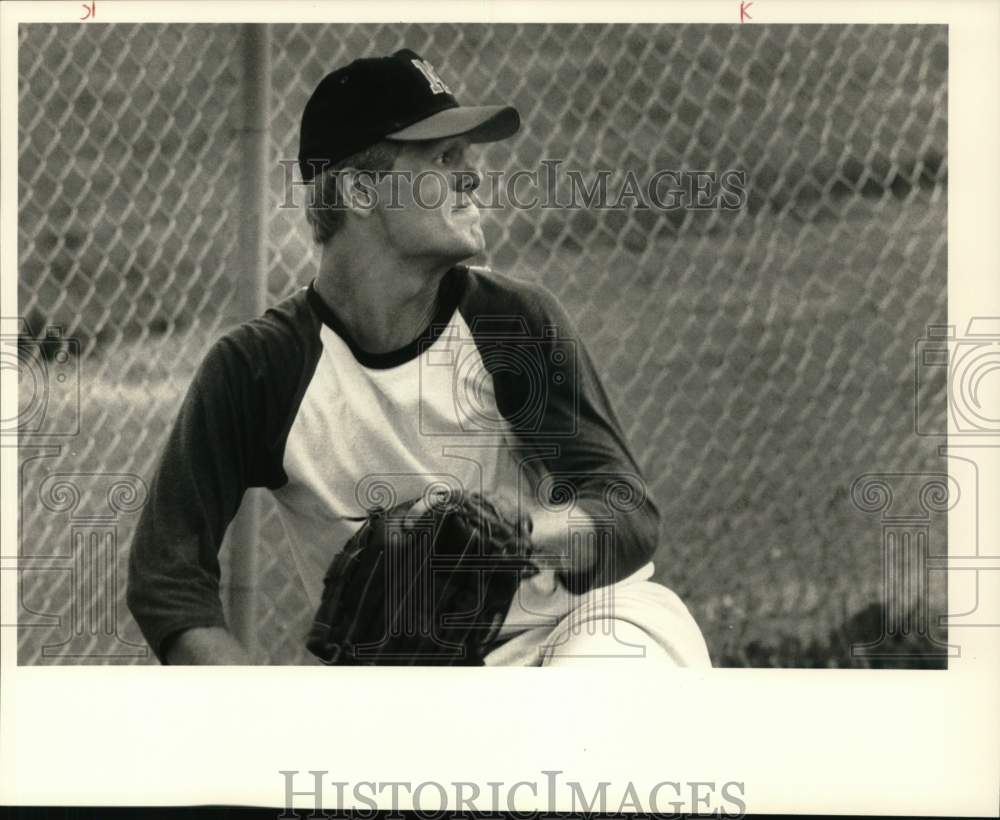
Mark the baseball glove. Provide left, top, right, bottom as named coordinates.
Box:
left=306, top=490, right=537, bottom=665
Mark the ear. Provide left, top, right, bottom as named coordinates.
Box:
left=338, top=168, right=378, bottom=218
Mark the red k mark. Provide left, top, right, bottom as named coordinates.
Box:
left=740, top=0, right=753, bottom=23
left=80, top=1, right=95, bottom=20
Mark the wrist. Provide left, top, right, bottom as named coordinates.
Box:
left=529, top=506, right=598, bottom=576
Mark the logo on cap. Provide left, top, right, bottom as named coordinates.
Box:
left=411, top=59, right=452, bottom=95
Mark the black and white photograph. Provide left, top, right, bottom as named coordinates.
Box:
left=1, top=1, right=998, bottom=815
left=11, top=19, right=952, bottom=668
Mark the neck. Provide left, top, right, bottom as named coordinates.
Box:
left=312, top=239, right=456, bottom=354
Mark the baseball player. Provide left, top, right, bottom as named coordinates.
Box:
left=126, top=49, right=710, bottom=667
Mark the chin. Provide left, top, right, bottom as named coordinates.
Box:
left=445, top=232, right=485, bottom=261
left=444, top=247, right=482, bottom=268
left=412, top=222, right=484, bottom=266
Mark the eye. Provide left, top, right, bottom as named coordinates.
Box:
left=436, top=146, right=460, bottom=165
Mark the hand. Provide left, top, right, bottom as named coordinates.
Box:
left=528, top=505, right=599, bottom=578
left=403, top=488, right=528, bottom=538
left=165, top=626, right=252, bottom=665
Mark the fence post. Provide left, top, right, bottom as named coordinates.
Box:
left=224, top=23, right=271, bottom=660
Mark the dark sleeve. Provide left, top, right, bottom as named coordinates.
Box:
left=464, top=270, right=662, bottom=592
left=127, top=293, right=320, bottom=662
left=125, top=335, right=260, bottom=662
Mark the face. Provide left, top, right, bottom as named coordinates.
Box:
left=373, top=136, right=485, bottom=264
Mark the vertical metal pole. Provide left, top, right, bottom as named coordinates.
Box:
left=226, top=23, right=270, bottom=659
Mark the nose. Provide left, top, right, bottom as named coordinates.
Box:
left=453, top=169, right=481, bottom=193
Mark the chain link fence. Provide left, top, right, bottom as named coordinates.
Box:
left=13, top=22, right=948, bottom=666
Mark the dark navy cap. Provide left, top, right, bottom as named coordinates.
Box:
left=298, top=48, right=520, bottom=181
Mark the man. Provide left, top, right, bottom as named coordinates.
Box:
left=127, top=49, right=710, bottom=667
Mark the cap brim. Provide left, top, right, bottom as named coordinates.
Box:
left=386, top=104, right=520, bottom=143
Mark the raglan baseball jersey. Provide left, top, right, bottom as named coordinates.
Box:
left=126, top=265, right=661, bottom=662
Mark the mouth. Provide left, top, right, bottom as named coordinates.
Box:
left=451, top=193, right=479, bottom=211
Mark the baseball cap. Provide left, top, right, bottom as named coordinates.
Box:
left=298, top=48, right=520, bottom=181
